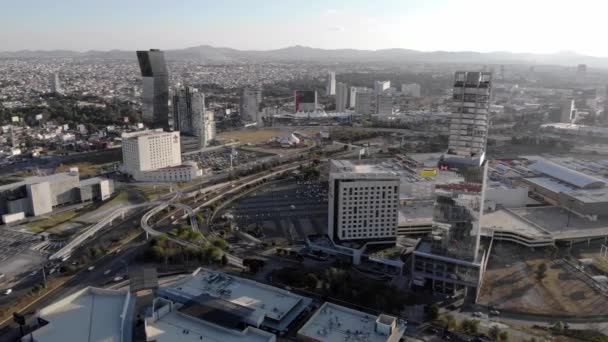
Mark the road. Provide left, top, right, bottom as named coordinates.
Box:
left=0, top=239, right=145, bottom=341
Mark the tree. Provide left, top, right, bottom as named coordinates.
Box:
left=536, top=263, right=547, bottom=280
left=438, top=314, right=457, bottom=330
left=460, top=319, right=480, bottom=335
left=425, top=304, right=440, bottom=321
left=151, top=245, right=165, bottom=261
left=489, top=326, right=500, bottom=340
left=498, top=330, right=509, bottom=341
left=552, top=321, right=564, bottom=333
left=211, top=237, right=228, bottom=250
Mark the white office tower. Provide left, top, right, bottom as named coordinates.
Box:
left=121, top=129, right=201, bottom=182
left=560, top=99, right=576, bottom=123
left=447, top=71, right=492, bottom=162
left=401, top=83, right=421, bottom=97
left=326, top=71, right=336, bottom=95
left=376, top=94, right=393, bottom=115
left=49, top=73, right=61, bottom=94
left=355, top=90, right=374, bottom=118
left=335, top=82, right=348, bottom=112
left=199, top=110, right=216, bottom=147
left=328, top=160, right=400, bottom=243
left=240, top=88, right=262, bottom=122
left=349, top=86, right=366, bottom=109
left=374, top=80, right=390, bottom=95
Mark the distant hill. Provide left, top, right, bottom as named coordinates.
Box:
left=1, top=45, right=606, bottom=68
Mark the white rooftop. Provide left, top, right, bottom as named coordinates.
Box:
left=298, top=302, right=406, bottom=342
left=30, top=287, right=130, bottom=342
left=481, top=209, right=550, bottom=239
left=146, top=307, right=275, bottom=342
left=165, top=271, right=304, bottom=322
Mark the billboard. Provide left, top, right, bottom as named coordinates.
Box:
left=35, top=114, right=43, bottom=121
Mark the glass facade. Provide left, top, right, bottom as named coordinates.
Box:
left=137, top=50, right=169, bottom=130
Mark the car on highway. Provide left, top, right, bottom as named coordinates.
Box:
left=104, top=269, right=112, bottom=275
left=0, top=273, right=5, bottom=280
left=3, top=288, right=12, bottom=295
left=88, top=266, right=95, bottom=271
left=489, top=310, right=500, bottom=316
left=113, top=276, right=124, bottom=282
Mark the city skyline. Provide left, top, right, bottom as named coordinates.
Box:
left=2, top=0, right=608, bottom=57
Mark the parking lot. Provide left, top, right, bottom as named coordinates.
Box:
left=0, top=228, right=46, bottom=279
left=227, top=180, right=328, bottom=243
left=0, top=228, right=40, bottom=264
left=182, top=147, right=273, bottom=172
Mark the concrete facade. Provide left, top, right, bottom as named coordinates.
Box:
left=0, top=171, right=114, bottom=219
left=328, top=160, right=400, bottom=243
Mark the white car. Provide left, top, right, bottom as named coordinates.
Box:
left=472, top=312, right=483, bottom=317
left=104, top=269, right=111, bottom=275
left=87, top=266, right=95, bottom=271
left=3, top=288, right=12, bottom=295
left=113, top=276, right=124, bottom=282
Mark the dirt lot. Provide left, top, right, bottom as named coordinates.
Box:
left=478, top=242, right=608, bottom=315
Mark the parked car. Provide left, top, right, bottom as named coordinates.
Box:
left=472, top=312, right=483, bottom=317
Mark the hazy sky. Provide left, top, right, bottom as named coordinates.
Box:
left=2, top=0, right=606, bottom=56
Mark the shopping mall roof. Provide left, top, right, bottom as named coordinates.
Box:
left=298, top=302, right=406, bottom=342
left=159, top=270, right=311, bottom=332
left=29, top=287, right=132, bottom=342
left=528, top=159, right=606, bottom=189
left=145, top=303, right=275, bottom=342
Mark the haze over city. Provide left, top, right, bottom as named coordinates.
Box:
left=3, top=0, right=608, bottom=56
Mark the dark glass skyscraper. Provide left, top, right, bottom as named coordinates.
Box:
left=137, top=49, right=169, bottom=130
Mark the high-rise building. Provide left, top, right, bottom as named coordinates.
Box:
left=326, top=71, right=336, bottom=95
left=240, top=88, right=262, bottom=122
left=401, top=83, right=421, bottom=97
left=576, top=64, right=587, bottom=84
left=349, top=86, right=366, bottom=109
left=327, top=160, right=400, bottom=243
left=49, top=73, right=61, bottom=94
left=335, top=82, right=348, bottom=112
left=374, top=80, right=390, bottom=95
left=294, top=90, right=317, bottom=112
left=447, top=71, right=492, bottom=161
left=355, top=90, right=374, bottom=117
left=173, top=86, right=215, bottom=148
left=560, top=99, right=576, bottom=123
left=412, top=71, right=492, bottom=299
left=121, top=129, right=202, bottom=182
left=376, top=94, right=393, bottom=115
left=136, top=49, right=170, bottom=130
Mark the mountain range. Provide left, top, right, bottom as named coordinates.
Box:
left=0, top=45, right=604, bottom=67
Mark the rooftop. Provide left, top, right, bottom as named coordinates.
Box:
left=160, top=271, right=311, bottom=332
left=528, top=159, right=606, bottom=189
left=480, top=209, right=551, bottom=239
left=298, top=302, right=406, bottom=342
left=0, top=171, right=79, bottom=192
left=398, top=201, right=434, bottom=226
left=330, top=159, right=404, bottom=179
left=30, top=287, right=131, bottom=342
left=509, top=206, right=608, bottom=239
left=146, top=301, right=274, bottom=342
